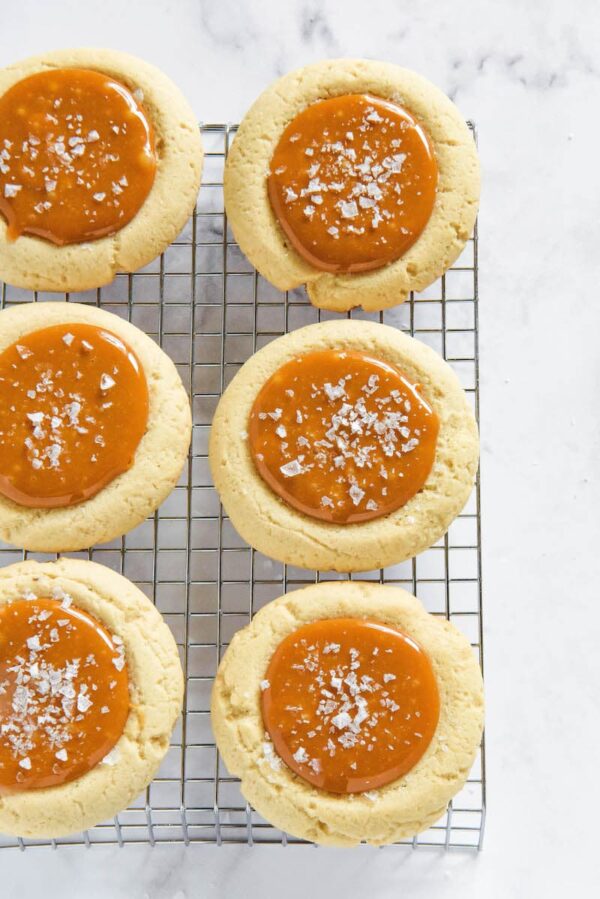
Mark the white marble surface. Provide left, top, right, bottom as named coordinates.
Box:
left=2, top=0, right=599, bottom=895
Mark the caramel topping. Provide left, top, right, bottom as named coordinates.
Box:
left=248, top=349, right=439, bottom=524
left=268, top=94, right=437, bottom=273
left=0, top=68, right=156, bottom=245
left=0, top=594, right=129, bottom=793
left=0, top=323, right=149, bottom=508
left=261, top=618, right=439, bottom=794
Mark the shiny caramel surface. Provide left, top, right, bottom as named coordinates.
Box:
left=0, top=68, right=156, bottom=245
left=0, top=323, right=149, bottom=508
left=248, top=349, right=439, bottom=524
left=0, top=595, right=129, bottom=793
left=261, top=618, right=440, bottom=794
left=268, top=94, right=437, bottom=272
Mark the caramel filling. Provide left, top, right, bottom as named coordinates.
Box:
left=268, top=94, right=437, bottom=273
left=248, top=349, right=439, bottom=524
left=0, top=594, right=129, bottom=793
left=0, top=323, right=149, bottom=508
left=0, top=67, right=156, bottom=245
left=261, top=618, right=439, bottom=794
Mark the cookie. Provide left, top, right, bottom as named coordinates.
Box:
left=0, top=301, right=191, bottom=552
left=0, top=48, right=203, bottom=292
left=224, top=59, right=479, bottom=312
left=209, top=319, right=478, bottom=572
left=211, top=581, right=484, bottom=847
left=0, top=558, right=183, bottom=838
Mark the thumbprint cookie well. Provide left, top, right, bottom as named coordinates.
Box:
left=0, top=322, right=148, bottom=508
left=0, top=593, right=129, bottom=794
left=261, top=617, right=440, bottom=794
left=0, top=68, right=156, bottom=246
left=268, top=94, right=437, bottom=273
left=248, top=349, right=439, bottom=524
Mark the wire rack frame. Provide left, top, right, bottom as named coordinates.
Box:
left=0, top=123, right=484, bottom=852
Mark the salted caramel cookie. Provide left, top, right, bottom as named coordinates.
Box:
left=224, top=59, right=479, bottom=312
left=0, top=558, right=183, bottom=839
left=209, top=319, right=478, bottom=572
left=0, top=48, right=203, bottom=292
left=212, top=581, right=484, bottom=847
left=0, top=301, right=191, bottom=552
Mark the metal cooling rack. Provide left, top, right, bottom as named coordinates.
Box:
left=0, top=123, right=485, bottom=852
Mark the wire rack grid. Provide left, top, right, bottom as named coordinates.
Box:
left=0, top=123, right=484, bottom=852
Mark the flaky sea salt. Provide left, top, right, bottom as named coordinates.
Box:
left=261, top=741, right=282, bottom=771
left=349, top=484, right=365, bottom=506
left=101, top=746, right=120, bottom=766
left=280, top=459, right=305, bottom=478
left=100, top=373, right=116, bottom=391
